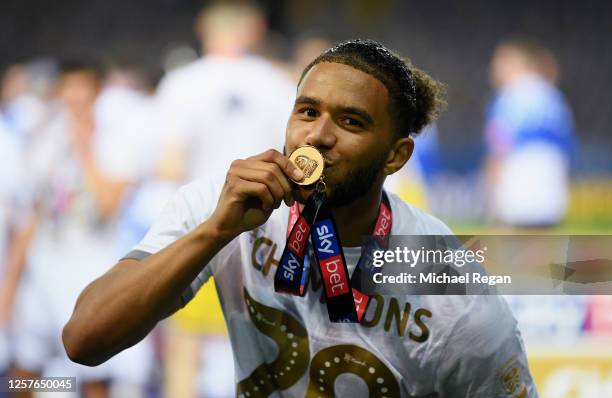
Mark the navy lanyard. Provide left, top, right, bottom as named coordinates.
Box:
left=274, top=190, right=392, bottom=323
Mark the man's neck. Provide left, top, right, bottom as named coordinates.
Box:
left=331, top=187, right=384, bottom=247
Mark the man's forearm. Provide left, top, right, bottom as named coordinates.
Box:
left=62, top=220, right=232, bottom=366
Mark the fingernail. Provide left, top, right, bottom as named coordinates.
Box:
left=292, top=168, right=304, bottom=180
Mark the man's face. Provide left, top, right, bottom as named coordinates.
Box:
left=490, top=46, right=530, bottom=89
left=285, top=62, right=394, bottom=206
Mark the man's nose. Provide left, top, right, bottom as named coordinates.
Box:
left=304, top=114, right=336, bottom=148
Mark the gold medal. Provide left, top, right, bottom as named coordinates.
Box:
left=288, top=145, right=324, bottom=186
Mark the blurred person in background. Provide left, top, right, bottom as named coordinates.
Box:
left=0, top=60, right=58, bottom=144
left=483, top=39, right=575, bottom=228
left=151, top=1, right=295, bottom=397
left=155, top=0, right=294, bottom=182
left=98, top=56, right=165, bottom=257
left=1, top=61, right=57, bottom=386
left=484, top=43, right=587, bottom=397
left=4, top=60, right=153, bottom=398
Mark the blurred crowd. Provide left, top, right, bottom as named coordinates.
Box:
left=0, top=1, right=609, bottom=398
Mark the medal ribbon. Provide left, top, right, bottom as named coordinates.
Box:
left=274, top=190, right=392, bottom=323
left=274, top=188, right=325, bottom=296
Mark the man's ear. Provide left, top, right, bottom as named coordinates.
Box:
left=383, top=137, right=414, bottom=175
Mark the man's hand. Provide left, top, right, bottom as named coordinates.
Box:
left=208, top=149, right=304, bottom=238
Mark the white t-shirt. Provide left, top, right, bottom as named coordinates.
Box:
left=127, top=176, right=537, bottom=397
left=154, top=54, right=295, bottom=181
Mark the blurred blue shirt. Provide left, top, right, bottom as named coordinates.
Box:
left=485, top=74, right=575, bottom=159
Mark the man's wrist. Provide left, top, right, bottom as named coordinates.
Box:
left=196, top=218, right=237, bottom=248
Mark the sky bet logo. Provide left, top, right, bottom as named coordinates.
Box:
left=282, top=252, right=300, bottom=281
left=281, top=216, right=311, bottom=282
left=313, top=221, right=340, bottom=255
left=313, top=220, right=348, bottom=297
left=287, top=217, right=310, bottom=258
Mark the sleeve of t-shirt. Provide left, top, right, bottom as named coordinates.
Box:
left=435, top=295, right=538, bottom=397
left=122, top=176, right=227, bottom=306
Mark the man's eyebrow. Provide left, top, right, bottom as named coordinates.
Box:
left=294, top=96, right=375, bottom=125
left=294, top=95, right=320, bottom=106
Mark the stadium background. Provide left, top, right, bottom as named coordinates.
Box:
left=1, top=0, right=611, bottom=397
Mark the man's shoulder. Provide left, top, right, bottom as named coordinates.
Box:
left=156, top=57, right=222, bottom=94
left=157, top=55, right=294, bottom=110
left=229, top=55, right=296, bottom=97
left=387, top=191, right=453, bottom=235
left=163, top=55, right=290, bottom=83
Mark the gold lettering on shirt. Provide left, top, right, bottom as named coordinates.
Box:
left=410, top=308, right=432, bottom=343
left=360, top=294, right=385, bottom=327
left=251, top=237, right=279, bottom=276
left=384, top=298, right=411, bottom=336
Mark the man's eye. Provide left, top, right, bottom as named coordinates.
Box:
left=341, top=117, right=363, bottom=128
left=299, top=107, right=318, bottom=118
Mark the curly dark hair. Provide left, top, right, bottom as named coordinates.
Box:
left=299, top=39, right=447, bottom=137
